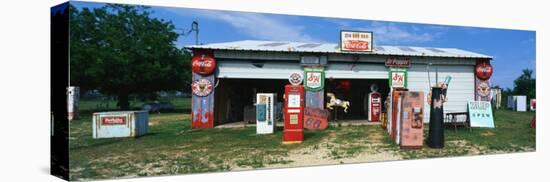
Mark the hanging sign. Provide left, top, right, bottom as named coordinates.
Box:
left=468, top=101, right=495, bottom=128
left=288, top=72, right=303, bottom=85
left=476, top=80, right=490, bottom=97
left=191, top=78, right=213, bottom=96
left=340, top=30, right=373, bottom=52
left=192, top=51, right=216, bottom=75
left=389, top=67, right=408, bottom=88
left=304, top=67, right=325, bottom=91
left=385, top=57, right=411, bottom=68
left=475, top=61, right=493, bottom=80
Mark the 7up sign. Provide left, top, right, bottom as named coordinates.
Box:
left=304, top=67, right=325, bottom=91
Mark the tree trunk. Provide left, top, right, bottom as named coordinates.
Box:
left=118, top=92, right=130, bottom=110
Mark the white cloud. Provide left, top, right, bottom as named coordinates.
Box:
left=357, top=22, right=442, bottom=45
left=168, top=8, right=322, bottom=43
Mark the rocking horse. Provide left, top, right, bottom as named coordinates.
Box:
left=326, top=93, right=350, bottom=113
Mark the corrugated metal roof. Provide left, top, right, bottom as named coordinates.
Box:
left=185, top=40, right=492, bottom=59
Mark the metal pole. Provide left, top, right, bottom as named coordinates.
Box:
left=435, top=66, right=439, bottom=87
left=192, top=21, right=199, bottom=45
left=427, top=63, right=432, bottom=87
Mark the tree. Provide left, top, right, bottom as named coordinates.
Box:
left=69, top=4, right=191, bottom=109
left=512, top=69, right=536, bottom=100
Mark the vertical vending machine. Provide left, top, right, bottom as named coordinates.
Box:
left=368, top=91, right=381, bottom=122
left=67, top=86, right=80, bottom=121
left=390, top=88, right=407, bottom=144
left=256, top=93, right=277, bottom=134
left=283, top=84, right=305, bottom=144
left=399, top=91, right=424, bottom=149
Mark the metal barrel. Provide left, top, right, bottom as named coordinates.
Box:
left=428, top=87, right=444, bottom=148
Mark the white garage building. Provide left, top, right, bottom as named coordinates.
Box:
left=186, top=40, right=492, bottom=124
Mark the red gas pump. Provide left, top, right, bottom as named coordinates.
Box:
left=368, top=92, right=381, bottom=122
left=283, top=84, right=305, bottom=144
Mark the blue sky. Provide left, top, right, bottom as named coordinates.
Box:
left=72, top=1, right=536, bottom=89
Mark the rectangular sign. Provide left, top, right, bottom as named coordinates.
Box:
left=288, top=94, right=301, bottom=108
left=101, top=116, right=127, bottom=125
left=340, top=30, right=373, bottom=52
left=304, top=67, right=325, bottom=91
left=385, top=57, right=411, bottom=67
left=304, top=107, right=329, bottom=129
left=468, top=101, right=495, bottom=128
left=389, top=67, right=408, bottom=88
left=391, top=72, right=406, bottom=88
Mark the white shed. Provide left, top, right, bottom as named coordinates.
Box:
left=186, top=40, right=491, bottom=124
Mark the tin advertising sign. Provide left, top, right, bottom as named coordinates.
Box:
left=385, top=57, right=411, bottom=68
left=468, top=101, right=494, bottom=128
left=389, top=67, right=408, bottom=88
left=304, top=67, right=325, bottom=91
left=340, top=30, right=373, bottom=52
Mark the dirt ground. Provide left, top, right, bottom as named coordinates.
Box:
left=69, top=110, right=536, bottom=181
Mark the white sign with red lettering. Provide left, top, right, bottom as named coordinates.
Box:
left=306, top=72, right=322, bottom=89
left=340, top=31, right=373, bottom=52
left=391, top=72, right=406, bottom=88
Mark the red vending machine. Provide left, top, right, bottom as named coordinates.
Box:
left=399, top=91, right=424, bottom=149
left=283, top=84, right=305, bottom=144
left=390, top=88, right=407, bottom=143
left=368, top=91, right=381, bottom=122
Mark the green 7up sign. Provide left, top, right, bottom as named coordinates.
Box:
left=304, top=67, right=325, bottom=92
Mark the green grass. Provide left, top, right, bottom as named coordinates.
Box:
left=69, top=101, right=535, bottom=181
left=395, top=110, right=536, bottom=159
left=78, top=97, right=191, bottom=112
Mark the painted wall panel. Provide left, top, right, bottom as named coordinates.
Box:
left=408, top=64, right=475, bottom=123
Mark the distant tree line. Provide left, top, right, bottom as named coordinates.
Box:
left=500, top=68, right=536, bottom=108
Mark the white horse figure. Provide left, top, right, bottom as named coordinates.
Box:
left=326, top=93, right=350, bottom=113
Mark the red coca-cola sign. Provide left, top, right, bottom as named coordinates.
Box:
left=192, top=51, right=216, bottom=75
left=475, top=62, right=493, bottom=80
left=343, top=40, right=370, bottom=51
left=101, top=116, right=126, bottom=125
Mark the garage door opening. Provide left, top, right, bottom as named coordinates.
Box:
left=214, top=78, right=390, bottom=126
left=325, top=78, right=389, bottom=121
left=214, top=78, right=286, bottom=125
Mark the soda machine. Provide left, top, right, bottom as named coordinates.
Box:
left=283, top=84, right=305, bottom=144
left=390, top=88, right=407, bottom=144
left=256, top=93, right=277, bottom=134
left=399, top=91, right=424, bottom=149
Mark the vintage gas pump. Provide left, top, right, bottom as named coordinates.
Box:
left=283, top=84, right=305, bottom=144
left=368, top=84, right=381, bottom=122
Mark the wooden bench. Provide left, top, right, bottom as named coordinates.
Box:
left=444, top=112, right=470, bottom=132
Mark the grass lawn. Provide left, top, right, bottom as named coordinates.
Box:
left=69, top=99, right=535, bottom=181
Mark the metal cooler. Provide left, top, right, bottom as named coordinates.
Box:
left=93, top=111, right=149, bottom=139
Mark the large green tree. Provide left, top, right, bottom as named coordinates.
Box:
left=512, top=68, right=536, bottom=99
left=69, top=4, right=191, bottom=109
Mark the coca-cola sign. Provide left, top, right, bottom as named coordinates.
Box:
left=340, top=30, right=373, bottom=52
left=101, top=116, right=127, bottom=125
left=475, top=61, right=493, bottom=80
left=191, top=50, right=216, bottom=75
